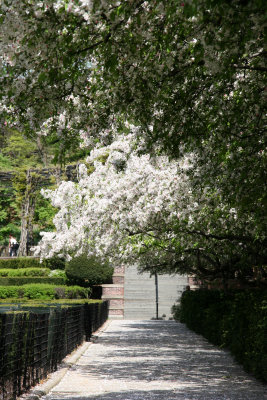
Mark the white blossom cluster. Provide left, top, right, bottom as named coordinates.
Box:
left=35, top=134, right=191, bottom=265
left=34, top=132, right=263, bottom=278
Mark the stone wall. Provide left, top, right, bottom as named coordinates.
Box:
left=102, top=266, right=125, bottom=319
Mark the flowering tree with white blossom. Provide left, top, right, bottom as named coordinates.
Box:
left=1, top=0, right=265, bottom=203
left=35, top=134, right=266, bottom=283
left=1, top=0, right=266, bottom=279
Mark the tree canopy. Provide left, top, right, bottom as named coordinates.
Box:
left=1, top=1, right=266, bottom=278
left=35, top=134, right=265, bottom=284
left=1, top=0, right=265, bottom=200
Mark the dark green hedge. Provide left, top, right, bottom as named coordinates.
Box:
left=0, top=277, right=66, bottom=286
left=0, top=256, right=65, bottom=270
left=65, top=254, right=113, bottom=287
left=42, top=256, right=66, bottom=270
left=173, top=289, right=267, bottom=382
left=0, top=258, right=41, bottom=269
left=0, top=284, right=91, bottom=300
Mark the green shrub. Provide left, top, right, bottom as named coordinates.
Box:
left=0, top=256, right=66, bottom=270
left=0, top=286, right=20, bottom=299
left=65, top=254, right=113, bottom=287
left=0, top=284, right=90, bottom=300
left=42, top=256, right=66, bottom=270
left=0, top=277, right=66, bottom=286
left=0, top=257, right=41, bottom=269
left=48, top=269, right=67, bottom=279
left=174, top=289, right=267, bottom=382
left=0, top=268, right=50, bottom=277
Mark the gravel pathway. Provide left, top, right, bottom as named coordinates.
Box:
left=40, top=320, right=266, bottom=400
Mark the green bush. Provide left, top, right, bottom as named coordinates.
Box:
left=0, top=257, right=41, bottom=269
left=0, top=277, right=66, bottom=286
left=0, top=256, right=65, bottom=270
left=42, top=256, right=66, bottom=270
left=65, top=254, right=113, bottom=287
left=48, top=269, right=67, bottom=279
left=0, top=284, right=90, bottom=300
left=0, top=286, right=19, bottom=299
left=0, top=268, right=50, bottom=277
left=174, top=289, right=267, bottom=382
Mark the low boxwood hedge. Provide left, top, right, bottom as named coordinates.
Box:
left=0, top=268, right=50, bottom=277
left=0, top=258, right=41, bottom=269
left=0, top=277, right=66, bottom=286
left=0, top=256, right=65, bottom=270
left=173, top=289, right=267, bottom=382
left=0, top=284, right=91, bottom=300
left=42, top=256, right=66, bottom=270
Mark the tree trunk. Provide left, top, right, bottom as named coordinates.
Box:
left=17, top=170, right=37, bottom=257
left=36, top=135, right=48, bottom=167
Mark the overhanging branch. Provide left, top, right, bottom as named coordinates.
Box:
left=233, top=65, right=267, bottom=72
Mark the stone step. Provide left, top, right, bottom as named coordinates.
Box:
left=102, top=264, right=188, bottom=320
left=108, top=314, right=124, bottom=319
left=102, top=294, right=124, bottom=300
left=109, top=304, right=124, bottom=310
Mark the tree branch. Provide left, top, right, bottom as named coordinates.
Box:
left=70, top=0, right=145, bottom=56
left=184, top=229, right=253, bottom=243
left=233, top=65, right=267, bottom=72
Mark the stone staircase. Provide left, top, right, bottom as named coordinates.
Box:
left=102, top=265, right=188, bottom=320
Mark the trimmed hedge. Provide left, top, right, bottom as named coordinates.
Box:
left=0, top=258, right=41, bottom=269
left=65, top=254, right=113, bottom=287
left=0, top=277, right=66, bottom=286
left=0, top=256, right=65, bottom=270
left=0, top=298, right=103, bottom=305
left=0, top=284, right=91, bottom=300
left=42, top=256, right=66, bottom=270
left=173, top=289, right=267, bottom=382
left=0, top=268, right=50, bottom=277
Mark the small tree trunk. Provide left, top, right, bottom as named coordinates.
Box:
left=36, top=135, right=48, bottom=167
left=17, top=170, right=37, bottom=257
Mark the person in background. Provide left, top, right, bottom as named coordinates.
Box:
left=9, top=235, right=18, bottom=257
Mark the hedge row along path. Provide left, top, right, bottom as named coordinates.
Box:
left=31, top=320, right=266, bottom=400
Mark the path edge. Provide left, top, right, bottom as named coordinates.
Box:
left=20, top=320, right=111, bottom=400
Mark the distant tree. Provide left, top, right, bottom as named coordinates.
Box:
left=0, top=131, right=57, bottom=249
left=0, top=131, right=89, bottom=250
left=2, top=130, right=41, bottom=169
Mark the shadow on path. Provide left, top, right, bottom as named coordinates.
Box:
left=44, top=388, right=265, bottom=400
left=44, top=321, right=266, bottom=400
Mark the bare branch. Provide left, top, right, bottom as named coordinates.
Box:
left=233, top=65, right=267, bottom=72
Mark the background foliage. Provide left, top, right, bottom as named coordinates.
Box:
left=0, top=128, right=91, bottom=246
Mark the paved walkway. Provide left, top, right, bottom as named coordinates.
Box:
left=40, top=320, right=266, bottom=400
